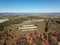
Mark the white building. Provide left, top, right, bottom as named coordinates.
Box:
left=19, top=24, right=37, bottom=31
left=0, top=19, right=8, bottom=23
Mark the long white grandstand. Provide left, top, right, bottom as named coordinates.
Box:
left=19, top=24, right=37, bottom=31
left=0, top=19, right=8, bottom=23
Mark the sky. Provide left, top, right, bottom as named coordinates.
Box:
left=0, top=0, right=60, bottom=13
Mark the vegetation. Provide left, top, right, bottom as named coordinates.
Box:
left=0, top=15, right=60, bottom=45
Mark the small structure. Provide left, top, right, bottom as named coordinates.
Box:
left=22, top=19, right=45, bottom=24
left=32, top=19, right=45, bottom=22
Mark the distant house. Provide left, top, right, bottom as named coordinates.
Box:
left=31, top=19, right=45, bottom=22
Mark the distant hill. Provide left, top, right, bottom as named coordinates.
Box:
left=0, top=13, right=60, bottom=17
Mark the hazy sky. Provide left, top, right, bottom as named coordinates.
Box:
left=0, top=0, right=60, bottom=13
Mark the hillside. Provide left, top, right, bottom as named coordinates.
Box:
left=0, top=14, right=60, bottom=45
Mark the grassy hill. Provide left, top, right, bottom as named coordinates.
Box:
left=0, top=15, right=60, bottom=45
